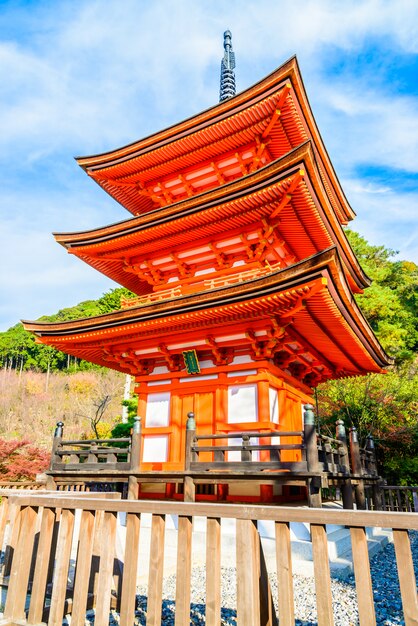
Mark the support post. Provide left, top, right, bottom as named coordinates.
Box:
left=349, top=426, right=366, bottom=510
left=50, top=421, right=64, bottom=468
left=184, top=412, right=196, bottom=502
left=128, top=417, right=141, bottom=500
left=365, top=435, right=377, bottom=475
left=365, top=434, right=382, bottom=510
left=303, top=404, right=321, bottom=508
left=335, top=419, right=353, bottom=509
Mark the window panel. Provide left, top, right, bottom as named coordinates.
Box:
left=269, top=387, right=279, bottom=423
left=227, top=384, right=257, bottom=423
left=142, top=435, right=168, bottom=462
left=145, top=392, right=170, bottom=427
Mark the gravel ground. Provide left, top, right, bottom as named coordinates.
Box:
left=84, top=531, right=418, bottom=626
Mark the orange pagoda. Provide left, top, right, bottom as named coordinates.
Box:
left=24, top=34, right=390, bottom=499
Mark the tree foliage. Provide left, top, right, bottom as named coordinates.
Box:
left=318, top=231, right=418, bottom=484
left=0, top=439, right=50, bottom=481
left=345, top=229, right=418, bottom=361
left=111, top=396, right=139, bottom=442
left=0, top=288, right=135, bottom=373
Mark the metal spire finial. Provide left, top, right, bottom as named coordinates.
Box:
left=219, top=30, right=236, bottom=102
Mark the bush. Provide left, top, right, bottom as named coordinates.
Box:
left=0, top=439, right=50, bottom=481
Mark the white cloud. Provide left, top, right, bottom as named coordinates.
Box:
left=343, top=177, right=418, bottom=262
left=1, top=0, right=418, bottom=330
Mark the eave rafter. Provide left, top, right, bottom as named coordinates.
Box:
left=270, top=168, right=305, bottom=219
left=261, top=83, right=291, bottom=140
left=93, top=138, right=260, bottom=210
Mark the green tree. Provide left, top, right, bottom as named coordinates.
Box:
left=318, top=231, right=418, bottom=484
left=97, top=287, right=135, bottom=314
left=346, top=229, right=418, bottom=361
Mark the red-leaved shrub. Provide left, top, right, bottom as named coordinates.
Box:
left=0, top=439, right=50, bottom=481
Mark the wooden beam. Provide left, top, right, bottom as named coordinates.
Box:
left=270, top=169, right=305, bottom=219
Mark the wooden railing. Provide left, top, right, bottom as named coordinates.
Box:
left=382, top=486, right=418, bottom=512
left=187, top=430, right=306, bottom=471
left=46, top=407, right=382, bottom=508
left=0, top=491, right=417, bottom=626
left=0, top=482, right=45, bottom=490
left=49, top=419, right=141, bottom=474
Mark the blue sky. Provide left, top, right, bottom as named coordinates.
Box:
left=1, top=0, right=417, bottom=331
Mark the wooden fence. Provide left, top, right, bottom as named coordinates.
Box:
left=382, top=486, right=418, bottom=512
left=0, top=491, right=417, bottom=626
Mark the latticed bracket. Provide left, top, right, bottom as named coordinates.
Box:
left=103, top=348, right=155, bottom=375
left=123, top=259, right=165, bottom=286
left=245, top=320, right=287, bottom=360
left=171, top=252, right=193, bottom=278
left=158, top=344, right=183, bottom=372
left=205, top=335, right=234, bottom=366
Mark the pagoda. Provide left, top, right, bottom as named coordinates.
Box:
left=24, top=33, right=391, bottom=499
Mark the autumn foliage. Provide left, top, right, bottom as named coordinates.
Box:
left=0, top=439, right=50, bottom=481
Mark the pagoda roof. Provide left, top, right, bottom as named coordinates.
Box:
left=76, top=56, right=354, bottom=224
left=23, top=248, right=392, bottom=387
left=57, top=143, right=369, bottom=295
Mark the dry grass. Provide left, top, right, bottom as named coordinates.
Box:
left=0, top=368, right=126, bottom=447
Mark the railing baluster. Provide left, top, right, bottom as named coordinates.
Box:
left=350, top=526, right=376, bottom=625
left=146, top=513, right=165, bottom=626
left=393, top=528, right=418, bottom=626
left=4, top=504, right=38, bottom=622
left=175, top=514, right=193, bottom=626
left=236, top=518, right=260, bottom=626
left=206, top=516, right=221, bottom=626
left=119, top=511, right=141, bottom=626
left=311, top=523, right=334, bottom=626
left=48, top=507, right=76, bottom=625
left=70, top=508, right=96, bottom=626
left=275, top=521, right=294, bottom=626
left=27, top=506, right=56, bottom=625
left=94, top=510, right=118, bottom=626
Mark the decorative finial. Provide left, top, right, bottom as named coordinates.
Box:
left=219, top=30, right=236, bottom=102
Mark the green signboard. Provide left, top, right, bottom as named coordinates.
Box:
left=182, top=350, right=200, bottom=375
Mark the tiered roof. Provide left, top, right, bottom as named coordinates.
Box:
left=24, top=55, right=392, bottom=387
left=76, top=57, right=354, bottom=224
left=57, top=143, right=368, bottom=296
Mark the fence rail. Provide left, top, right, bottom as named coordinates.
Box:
left=0, top=491, right=416, bottom=626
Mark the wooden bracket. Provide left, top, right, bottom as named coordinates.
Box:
left=205, top=336, right=234, bottom=366
left=158, top=344, right=183, bottom=372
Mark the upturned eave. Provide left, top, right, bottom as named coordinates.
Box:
left=57, top=143, right=370, bottom=294
left=75, top=56, right=354, bottom=224
left=23, top=248, right=393, bottom=381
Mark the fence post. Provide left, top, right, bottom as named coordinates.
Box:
left=365, top=435, right=377, bottom=475
left=241, top=434, right=252, bottom=462
left=365, top=435, right=383, bottom=509
left=184, top=412, right=196, bottom=502
left=128, top=417, right=141, bottom=500
left=335, top=419, right=354, bottom=509
left=50, top=421, right=63, bottom=467
left=47, top=421, right=64, bottom=489
left=303, top=404, right=322, bottom=507
left=349, top=426, right=366, bottom=510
